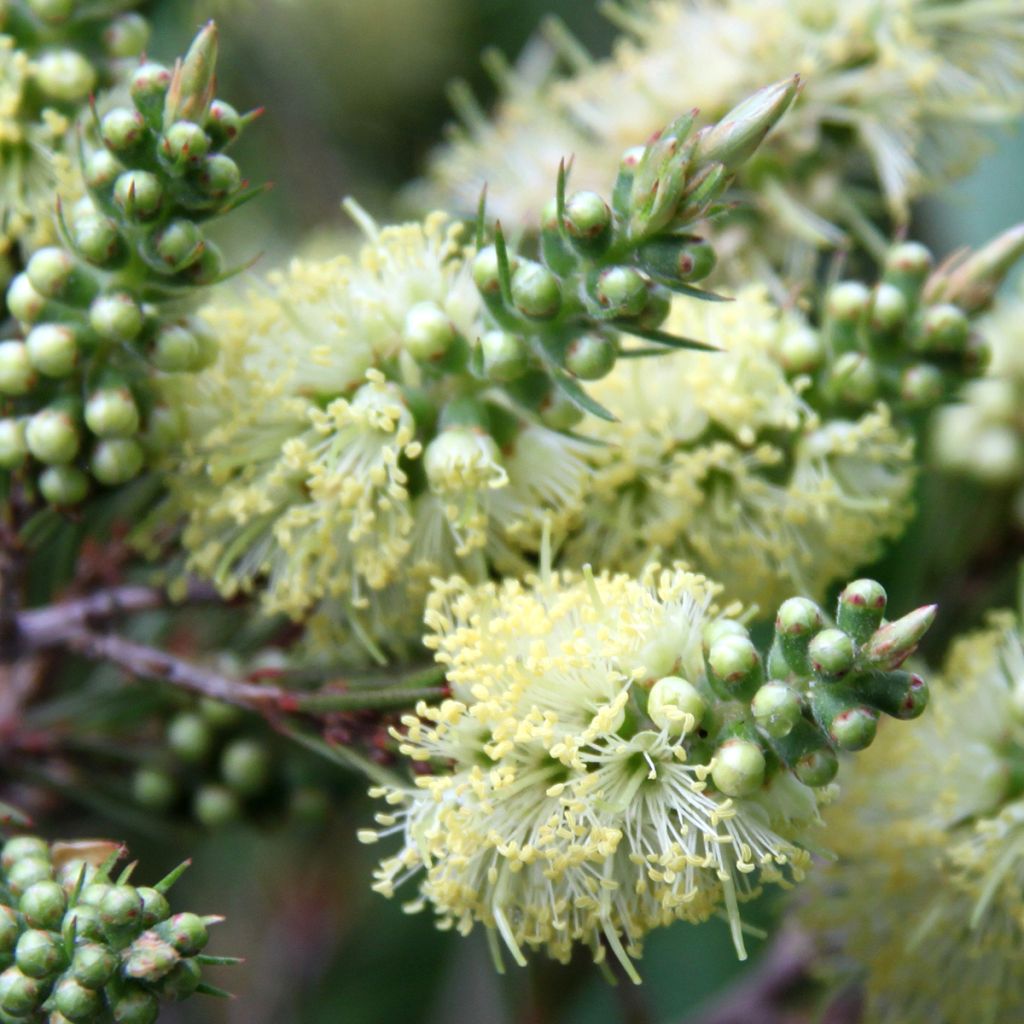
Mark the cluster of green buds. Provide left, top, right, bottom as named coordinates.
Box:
left=645, top=578, right=935, bottom=798
left=0, top=22, right=260, bottom=506
left=132, top=693, right=330, bottom=830
left=468, top=76, right=800, bottom=427
left=0, top=835, right=233, bottom=1023
left=784, top=226, right=1024, bottom=415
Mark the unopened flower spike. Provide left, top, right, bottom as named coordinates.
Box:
left=0, top=833, right=235, bottom=1023
left=361, top=566, right=935, bottom=977
left=801, top=602, right=1024, bottom=1023
left=0, top=19, right=263, bottom=508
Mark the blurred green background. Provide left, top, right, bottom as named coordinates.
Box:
left=54, top=2, right=1023, bottom=1022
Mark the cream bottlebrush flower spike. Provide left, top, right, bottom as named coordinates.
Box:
left=0, top=2, right=150, bottom=282
left=420, top=0, right=1024, bottom=264
left=801, top=607, right=1024, bottom=1023
left=361, top=567, right=936, bottom=978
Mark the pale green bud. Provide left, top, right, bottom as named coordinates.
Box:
left=635, top=284, right=672, bottom=330
left=793, top=748, right=838, bottom=787
left=70, top=943, right=118, bottom=990
left=539, top=388, right=583, bottom=430
left=403, top=302, right=455, bottom=361
left=471, top=245, right=505, bottom=295
left=193, top=153, right=241, bottom=201
left=33, top=49, right=96, bottom=104
left=84, top=149, right=125, bottom=192
left=19, top=880, right=65, bottom=931
left=511, top=262, right=561, bottom=319
left=151, top=322, right=203, bottom=371
left=38, top=465, right=88, bottom=505
left=930, top=223, right=1024, bottom=313
left=0, top=418, right=27, bottom=468
left=74, top=215, right=125, bottom=268
left=1, top=836, right=49, bottom=870
left=114, top=170, right=164, bottom=221
left=104, top=13, right=150, bottom=59
left=206, top=99, right=243, bottom=148
left=26, top=406, right=79, bottom=464
left=703, top=618, right=748, bottom=652
left=27, top=0, right=74, bottom=24
left=808, top=628, right=855, bottom=681
left=826, top=281, right=870, bottom=324
left=917, top=303, right=969, bottom=354
left=0, top=341, right=34, bottom=395
left=91, top=438, right=144, bottom=485
left=110, top=984, right=159, bottom=1024
left=829, top=352, right=878, bottom=405
left=861, top=605, right=937, bottom=670
left=7, top=273, right=47, bottom=323
left=193, top=784, right=240, bottom=828
left=479, top=329, right=528, bottom=382
left=751, top=682, right=802, bottom=738
left=829, top=705, right=879, bottom=751
left=565, top=332, right=616, bottom=380
left=900, top=363, right=945, bottom=408
left=161, top=120, right=210, bottom=170
left=0, top=966, right=45, bottom=1016
left=883, top=241, right=933, bottom=300
left=563, top=190, right=612, bottom=245
left=26, top=247, right=76, bottom=300
left=594, top=266, right=647, bottom=318
left=167, top=21, right=218, bottom=125
left=132, top=767, right=178, bottom=812
left=15, top=927, right=65, bottom=978
left=100, top=108, right=147, bottom=153
left=130, top=63, right=172, bottom=123
left=167, top=712, right=212, bottom=762
left=648, top=676, right=705, bottom=735
left=837, top=579, right=887, bottom=643
left=778, top=327, right=823, bottom=374
left=85, top=387, right=140, bottom=438
left=220, top=739, right=271, bottom=796
left=150, top=220, right=204, bottom=272
left=708, top=634, right=762, bottom=698
left=711, top=738, right=765, bottom=797
left=100, top=885, right=143, bottom=929
left=53, top=977, right=103, bottom=1022
left=89, top=292, right=143, bottom=343
left=868, top=282, right=908, bottom=334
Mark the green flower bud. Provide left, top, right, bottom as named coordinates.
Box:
left=26, top=324, right=77, bottom=377
left=72, top=213, right=125, bottom=269
left=100, top=885, right=143, bottom=930
left=565, top=332, right=617, bottom=380
left=130, top=63, right=172, bottom=124
left=635, top=283, right=672, bottom=330
left=54, top=977, right=103, bottom=1022
left=33, top=49, right=96, bottom=104
left=511, top=262, right=561, bottom=319
left=1, top=837, right=49, bottom=870
left=193, top=784, right=241, bottom=828
left=84, top=149, right=124, bottom=193
left=868, top=282, right=909, bottom=334
left=594, top=266, right=647, bottom=318
left=708, top=634, right=763, bottom=699
left=837, top=579, right=887, bottom=643
left=149, top=220, right=205, bottom=273
left=929, top=223, right=1024, bottom=314
left=124, top=933, right=180, bottom=982
left=793, top=748, right=838, bottom=787
left=538, top=388, right=583, bottom=430
left=883, top=241, right=933, bottom=300
left=478, top=329, right=528, bottom=382
left=193, top=153, right=241, bottom=201
left=6, top=274, right=46, bottom=324
left=143, top=405, right=185, bottom=454
left=751, top=682, right=802, bottom=738
left=70, top=943, right=118, bottom=990
left=703, top=618, right=748, bottom=653
left=77, top=883, right=112, bottom=908
left=471, top=245, right=505, bottom=295
left=221, top=738, right=271, bottom=796
left=150, top=323, right=201, bottom=372
left=26, top=247, right=80, bottom=302
left=27, top=0, right=74, bottom=24
left=91, top=438, right=144, bottom=485
left=637, top=236, right=716, bottom=285
left=861, top=605, right=937, bottom=670
left=692, top=75, right=799, bottom=172
left=563, top=190, right=612, bottom=247
left=900, top=363, right=945, bottom=408
left=917, top=303, right=969, bottom=354
left=89, top=292, right=143, bottom=343
left=808, top=628, right=855, bottom=681
left=778, top=327, right=823, bottom=374
left=711, top=738, right=766, bottom=797
left=104, top=13, right=150, bottom=58
left=828, top=705, right=879, bottom=751
left=856, top=670, right=930, bottom=720
left=403, top=302, right=455, bottom=361
left=85, top=387, right=140, bottom=438
left=647, top=676, right=705, bottom=735
left=157, top=912, right=208, bottom=956
left=0, top=418, right=27, bottom=469
left=15, top=927, right=65, bottom=977
left=19, top=880, right=66, bottom=930
left=177, top=241, right=223, bottom=286
left=39, top=465, right=89, bottom=505
left=111, top=984, right=159, bottom=1024
left=114, top=170, right=164, bottom=221
left=964, top=330, right=991, bottom=377
left=0, top=341, right=34, bottom=395
left=167, top=712, right=212, bottom=762
left=161, top=120, right=210, bottom=170
left=156, top=958, right=202, bottom=1001
left=289, top=785, right=330, bottom=824
left=206, top=99, right=243, bottom=148
left=132, top=766, right=178, bottom=811
left=101, top=108, right=147, bottom=153
left=0, top=904, right=17, bottom=951
left=826, top=280, right=870, bottom=324
left=26, top=406, right=80, bottom=465
left=829, top=352, right=879, bottom=405
left=137, top=888, right=171, bottom=929
left=0, top=966, right=45, bottom=1016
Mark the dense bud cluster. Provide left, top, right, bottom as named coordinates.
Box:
left=0, top=835, right=232, bottom=1023
left=0, top=22, right=258, bottom=505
